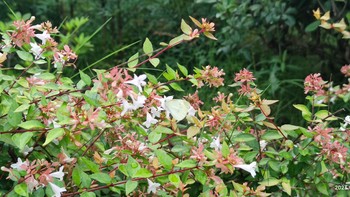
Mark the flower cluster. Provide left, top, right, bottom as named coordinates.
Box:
left=304, top=73, right=327, bottom=95
left=1, top=158, right=66, bottom=196
left=234, top=68, right=256, bottom=95
left=198, top=65, right=225, bottom=87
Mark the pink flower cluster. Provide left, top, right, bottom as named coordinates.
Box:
left=1, top=158, right=66, bottom=196
left=304, top=73, right=327, bottom=95
left=309, top=125, right=348, bottom=166
left=234, top=68, right=256, bottom=95
left=199, top=65, right=225, bottom=87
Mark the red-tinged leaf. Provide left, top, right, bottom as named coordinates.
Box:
left=204, top=32, right=217, bottom=40
left=260, top=104, right=271, bottom=116
left=189, top=16, right=202, bottom=28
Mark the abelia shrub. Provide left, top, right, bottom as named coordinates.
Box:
left=0, top=13, right=349, bottom=197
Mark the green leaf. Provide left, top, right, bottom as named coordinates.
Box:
left=126, top=180, right=138, bottom=195
left=194, top=170, right=207, bottom=185
left=150, top=58, right=160, bottom=67
left=281, top=180, right=291, bottom=195
left=16, top=50, right=33, bottom=62
left=14, top=183, right=28, bottom=196
left=259, top=178, right=280, bottom=186
left=37, top=73, right=55, bottom=80
left=143, top=38, right=153, bottom=56
left=305, top=20, right=321, bottom=32
left=134, top=168, right=153, bottom=178
left=18, top=120, right=45, bottom=129
left=233, top=133, right=256, bottom=142
left=128, top=52, right=139, bottom=71
left=181, top=19, right=192, bottom=35
left=12, top=132, right=33, bottom=150
left=14, top=104, right=30, bottom=113
left=17, top=78, right=29, bottom=88
left=90, top=173, right=112, bottom=184
left=80, top=171, right=92, bottom=188
left=293, top=104, right=311, bottom=121
left=281, top=124, right=299, bottom=131
left=316, top=182, right=329, bottom=195
left=176, top=159, right=197, bottom=168
left=155, top=149, right=173, bottom=170
left=72, top=166, right=82, bottom=186
left=262, top=130, right=283, bottom=140
left=154, top=125, right=173, bottom=134
left=79, top=70, right=92, bottom=86
left=187, top=126, right=200, bottom=139
left=222, top=141, right=229, bottom=157
left=203, top=31, right=217, bottom=40
left=149, top=130, right=162, bottom=143
left=169, top=173, right=181, bottom=187
left=80, top=157, right=100, bottom=173
left=170, top=83, right=184, bottom=91
left=166, top=64, right=177, bottom=79
left=146, top=73, right=158, bottom=84
left=81, top=192, right=96, bottom=197
left=43, top=128, right=65, bottom=146
left=126, top=156, right=141, bottom=178
left=119, top=164, right=128, bottom=176
left=169, top=35, right=184, bottom=46
left=177, top=63, right=188, bottom=76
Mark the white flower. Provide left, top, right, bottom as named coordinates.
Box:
left=340, top=115, right=350, bottom=131
left=35, top=30, right=51, bottom=44
left=121, top=99, right=136, bottom=116
left=22, top=145, right=33, bottom=156
left=49, top=182, right=66, bottom=197
left=10, top=158, right=28, bottom=170
left=234, top=162, right=258, bottom=178
left=143, top=112, right=158, bottom=128
left=50, top=166, right=65, bottom=181
left=131, top=94, right=146, bottom=109
left=259, top=140, right=267, bottom=151
left=30, top=42, right=43, bottom=59
left=147, top=179, right=160, bottom=194
left=116, top=89, right=124, bottom=98
left=26, top=175, right=39, bottom=192
left=124, top=74, right=147, bottom=92
left=210, top=135, right=221, bottom=151
left=150, top=107, right=161, bottom=118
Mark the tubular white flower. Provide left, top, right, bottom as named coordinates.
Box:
left=210, top=135, right=221, bottom=151
left=124, top=74, right=147, bottom=92
left=234, top=161, right=257, bottom=178
left=49, top=182, right=66, bottom=197
left=35, top=30, right=51, bottom=44
left=147, top=179, right=160, bottom=194
left=10, top=158, right=28, bottom=170
left=50, top=166, right=65, bottom=181
left=143, top=112, right=158, bottom=128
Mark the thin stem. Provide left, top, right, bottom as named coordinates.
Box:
left=82, top=129, right=107, bottom=156
left=258, top=104, right=287, bottom=140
